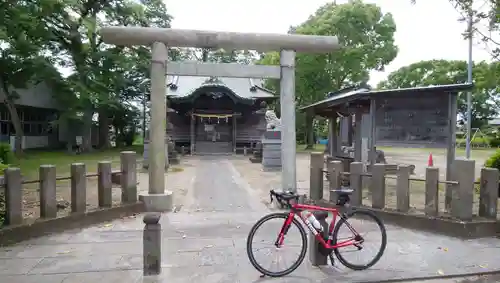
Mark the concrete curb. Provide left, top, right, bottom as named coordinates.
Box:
left=314, top=200, right=498, bottom=239
left=357, top=269, right=500, bottom=283
left=0, top=202, right=145, bottom=246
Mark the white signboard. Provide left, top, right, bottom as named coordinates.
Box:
left=204, top=124, right=214, bottom=131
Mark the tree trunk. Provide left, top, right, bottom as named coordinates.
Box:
left=0, top=80, right=23, bottom=156
left=81, top=110, right=94, bottom=152
left=305, top=114, right=314, bottom=149
left=97, top=109, right=110, bottom=149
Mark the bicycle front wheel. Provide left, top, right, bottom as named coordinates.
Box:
left=332, top=209, right=387, bottom=270
left=246, top=212, right=307, bottom=277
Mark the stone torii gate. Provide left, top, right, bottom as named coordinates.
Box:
left=101, top=27, right=340, bottom=211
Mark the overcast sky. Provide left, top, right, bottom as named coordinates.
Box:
left=164, top=0, right=493, bottom=85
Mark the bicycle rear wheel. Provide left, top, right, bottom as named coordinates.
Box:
left=332, top=209, right=387, bottom=270
left=246, top=212, right=307, bottom=277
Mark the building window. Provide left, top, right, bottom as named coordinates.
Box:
left=0, top=122, right=8, bottom=135
left=23, top=123, right=30, bottom=134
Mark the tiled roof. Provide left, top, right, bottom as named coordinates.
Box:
left=166, top=76, right=275, bottom=99
left=300, top=83, right=474, bottom=112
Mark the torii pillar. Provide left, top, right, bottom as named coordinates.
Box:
left=100, top=27, right=340, bottom=210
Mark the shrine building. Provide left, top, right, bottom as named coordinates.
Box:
left=166, top=76, right=276, bottom=155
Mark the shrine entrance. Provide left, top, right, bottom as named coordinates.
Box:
left=167, top=77, right=273, bottom=155
left=193, top=113, right=234, bottom=155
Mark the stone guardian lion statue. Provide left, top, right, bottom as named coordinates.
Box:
left=264, top=110, right=282, bottom=130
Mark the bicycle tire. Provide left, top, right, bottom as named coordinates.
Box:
left=246, top=212, right=308, bottom=277
left=332, top=209, right=387, bottom=270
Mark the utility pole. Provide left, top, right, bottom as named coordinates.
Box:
left=465, top=7, right=473, bottom=159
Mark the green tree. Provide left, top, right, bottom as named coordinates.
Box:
left=1, top=0, right=174, bottom=153
left=259, top=0, right=398, bottom=146
left=377, top=59, right=500, bottom=128
left=0, top=1, right=59, bottom=155
left=34, top=0, right=172, bottom=151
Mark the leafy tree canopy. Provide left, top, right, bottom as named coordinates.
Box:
left=259, top=0, right=398, bottom=141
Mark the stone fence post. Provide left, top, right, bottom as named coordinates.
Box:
left=371, top=163, right=386, bottom=209
left=4, top=168, right=23, bottom=225
left=121, top=151, right=137, bottom=203
left=349, top=162, right=363, bottom=206
left=424, top=167, right=439, bottom=216
left=71, top=163, right=87, bottom=213
left=39, top=165, right=57, bottom=218
left=479, top=168, right=499, bottom=219
left=308, top=213, right=328, bottom=266
left=309, top=152, right=324, bottom=201
left=328, top=160, right=342, bottom=203
left=396, top=165, right=411, bottom=212
left=98, top=161, right=113, bottom=208
left=451, top=159, right=475, bottom=221
left=143, top=213, right=162, bottom=275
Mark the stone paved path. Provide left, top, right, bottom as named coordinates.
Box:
left=2, top=156, right=500, bottom=283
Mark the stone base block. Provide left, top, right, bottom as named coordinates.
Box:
left=139, top=191, right=173, bottom=212
left=249, top=157, right=262, bottom=163
left=170, top=157, right=180, bottom=165
left=141, top=164, right=170, bottom=170
left=262, top=166, right=282, bottom=172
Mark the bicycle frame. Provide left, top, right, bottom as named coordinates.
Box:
left=276, top=203, right=360, bottom=250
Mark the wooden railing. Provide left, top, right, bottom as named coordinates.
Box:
left=1, top=151, right=138, bottom=227
left=309, top=152, right=500, bottom=221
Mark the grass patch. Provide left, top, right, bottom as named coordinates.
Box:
left=296, top=144, right=498, bottom=160
left=11, top=145, right=143, bottom=180
left=169, top=167, right=184, bottom=173
left=296, top=144, right=326, bottom=152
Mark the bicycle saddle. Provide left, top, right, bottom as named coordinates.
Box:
left=270, top=189, right=299, bottom=208
left=271, top=190, right=297, bottom=200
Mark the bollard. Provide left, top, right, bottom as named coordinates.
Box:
left=121, top=151, right=137, bottom=203
left=243, top=146, right=248, bottom=156
left=479, top=168, right=499, bottom=219
left=396, top=165, right=411, bottom=212
left=371, top=163, right=386, bottom=209
left=181, top=146, right=185, bottom=155
left=4, top=168, right=23, bottom=225
left=39, top=165, right=57, bottom=218
left=349, top=162, right=363, bottom=206
left=309, top=152, right=324, bottom=200
left=424, top=167, right=439, bottom=216
left=71, top=163, right=86, bottom=213
left=143, top=213, right=162, bottom=276
left=308, top=212, right=328, bottom=266
left=328, top=161, right=343, bottom=204
left=98, top=161, right=112, bottom=208
left=451, top=159, right=475, bottom=221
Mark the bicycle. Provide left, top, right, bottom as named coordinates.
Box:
left=246, top=188, right=387, bottom=277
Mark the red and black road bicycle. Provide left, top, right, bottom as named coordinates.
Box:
left=246, top=189, right=387, bottom=277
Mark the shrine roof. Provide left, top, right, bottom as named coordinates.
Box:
left=300, top=83, right=474, bottom=115
left=166, top=76, right=276, bottom=103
